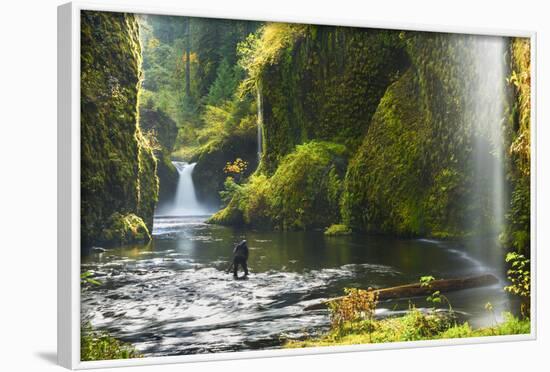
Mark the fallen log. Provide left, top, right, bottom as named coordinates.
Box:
left=303, top=274, right=499, bottom=311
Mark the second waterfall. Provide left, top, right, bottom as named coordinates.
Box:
left=159, top=161, right=211, bottom=217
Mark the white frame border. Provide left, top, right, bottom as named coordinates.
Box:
left=57, top=1, right=538, bottom=369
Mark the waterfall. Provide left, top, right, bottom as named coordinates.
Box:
left=468, top=36, right=509, bottom=237
left=257, top=87, right=263, bottom=163
left=160, top=161, right=210, bottom=217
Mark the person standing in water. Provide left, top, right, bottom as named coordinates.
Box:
left=232, top=240, right=249, bottom=277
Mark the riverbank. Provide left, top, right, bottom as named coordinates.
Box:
left=285, top=310, right=530, bottom=348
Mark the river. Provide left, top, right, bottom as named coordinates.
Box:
left=81, top=215, right=514, bottom=357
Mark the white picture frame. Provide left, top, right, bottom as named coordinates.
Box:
left=58, top=1, right=537, bottom=369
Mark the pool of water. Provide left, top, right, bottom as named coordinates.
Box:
left=81, top=216, right=514, bottom=357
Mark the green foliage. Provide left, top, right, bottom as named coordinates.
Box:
left=100, top=212, right=151, bottom=245
left=501, top=173, right=530, bottom=254
left=219, top=176, right=243, bottom=205
left=286, top=310, right=529, bottom=348
left=500, top=39, right=531, bottom=256
left=211, top=141, right=347, bottom=229
left=206, top=59, right=243, bottom=106
left=508, top=38, right=531, bottom=177
left=420, top=276, right=454, bottom=314
left=237, top=23, right=308, bottom=94
left=81, top=323, right=142, bottom=361
left=142, top=20, right=530, bottom=243
left=504, top=252, right=531, bottom=317
left=138, top=15, right=260, bottom=186
left=420, top=276, right=442, bottom=304
left=80, top=271, right=101, bottom=287
left=437, top=313, right=530, bottom=339
left=419, top=275, right=435, bottom=286
left=324, top=224, right=352, bottom=236
left=80, top=11, right=158, bottom=247
left=191, top=92, right=259, bottom=204
left=209, top=174, right=270, bottom=226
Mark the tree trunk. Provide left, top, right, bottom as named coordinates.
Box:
left=303, top=274, right=499, bottom=311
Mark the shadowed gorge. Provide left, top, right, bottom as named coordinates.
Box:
left=79, top=11, right=531, bottom=361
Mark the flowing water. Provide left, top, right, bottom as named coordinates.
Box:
left=155, top=162, right=212, bottom=217
left=81, top=217, right=514, bottom=357
left=468, top=36, right=509, bottom=235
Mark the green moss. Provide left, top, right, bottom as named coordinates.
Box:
left=342, top=69, right=430, bottom=235
left=341, top=67, right=461, bottom=236
left=211, top=141, right=347, bottom=229
left=324, top=224, right=351, bottom=236
left=251, top=25, right=409, bottom=173
left=267, top=141, right=347, bottom=229
left=207, top=192, right=245, bottom=225
left=100, top=212, right=151, bottom=245
left=194, top=27, right=529, bottom=243
left=341, top=33, right=512, bottom=238
left=81, top=11, right=158, bottom=247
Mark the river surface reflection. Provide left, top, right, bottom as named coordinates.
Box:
left=81, top=216, right=513, bottom=356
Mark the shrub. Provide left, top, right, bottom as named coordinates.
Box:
left=328, top=288, right=379, bottom=328
left=210, top=141, right=347, bottom=230
left=504, top=252, right=531, bottom=317
left=81, top=323, right=142, bottom=361
left=324, top=224, right=352, bottom=236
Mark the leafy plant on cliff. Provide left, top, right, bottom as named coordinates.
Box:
left=237, top=23, right=308, bottom=93
left=504, top=252, right=531, bottom=317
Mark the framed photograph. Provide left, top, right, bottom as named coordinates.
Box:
left=58, top=1, right=536, bottom=369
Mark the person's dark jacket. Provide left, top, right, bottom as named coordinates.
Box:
left=233, top=240, right=249, bottom=260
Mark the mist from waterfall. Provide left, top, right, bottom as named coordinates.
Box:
left=467, top=36, right=509, bottom=238
left=157, top=161, right=211, bottom=217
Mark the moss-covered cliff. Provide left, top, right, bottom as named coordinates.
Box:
left=209, top=141, right=347, bottom=229
left=341, top=68, right=433, bottom=235
left=501, top=38, right=531, bottom=255
left=342, top=32, right=507, bottom=237
left=211, top=24, right=530, bottom=244
left=256, top=25, right=409, bottom=173
left=81, top=11, right=159, bottom=247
